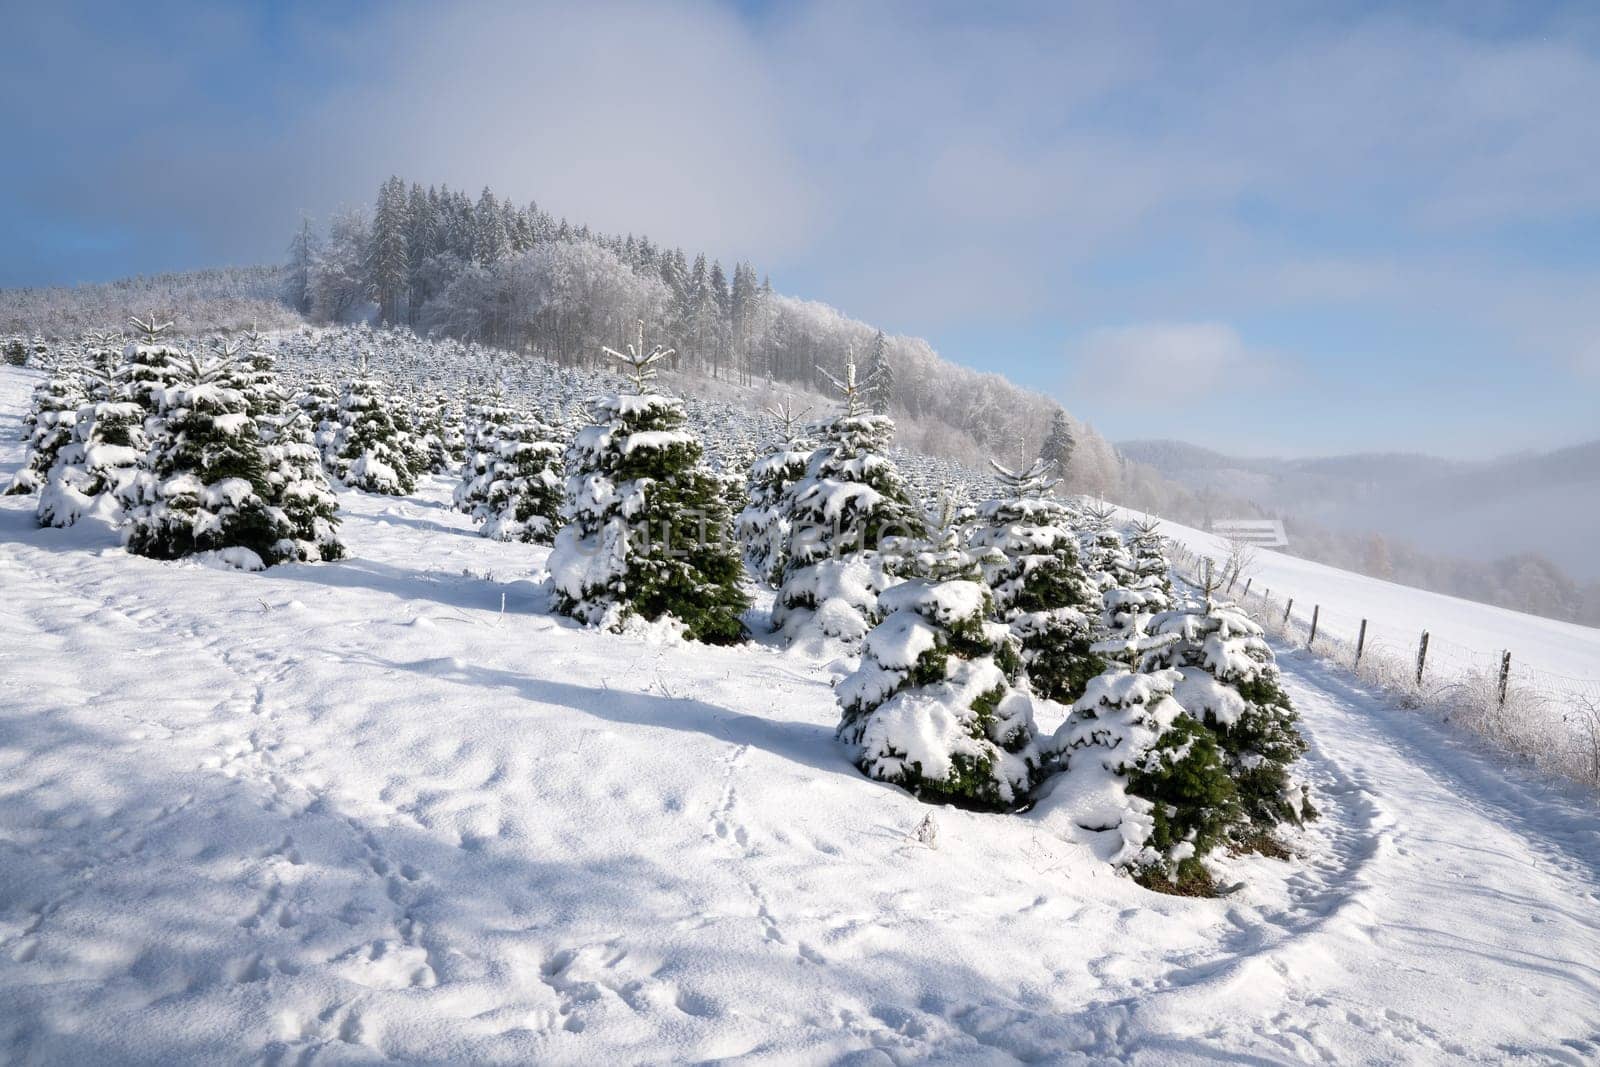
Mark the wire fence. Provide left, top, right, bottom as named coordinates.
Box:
left=1169, top=544, right=1600, bottom=793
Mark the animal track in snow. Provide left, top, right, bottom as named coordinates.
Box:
left=533, top=940, right=701, bottom=1031
left=704, top=742, right=754, bottom=852
left=331, top=938, right=437, bottom=990
left=241, top=882, right=297, bottom=930
left=261, top=1002, right=371, bottom=1066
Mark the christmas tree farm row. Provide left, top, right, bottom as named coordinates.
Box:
left=6, top=321, right=1314, bottom=893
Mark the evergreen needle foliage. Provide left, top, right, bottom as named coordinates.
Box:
left=1142, top=597, right=1316, bottom=830
left=1056, top=668, right=1238, bottom=890
left=971, top=458, right=1104, bottom=704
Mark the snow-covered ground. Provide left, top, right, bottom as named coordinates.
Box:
left=1143, top=515, right=1600, bottom=683
left=3, top=364, right=1600, bottom=1064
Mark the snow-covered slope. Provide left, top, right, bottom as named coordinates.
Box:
left=1144, top=513, right=1600, bottom=683
left=3, top=365, right=1600, bottom=1063
left=1121, top=438, right=1600, bottom=582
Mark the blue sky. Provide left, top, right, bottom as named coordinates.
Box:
left=3, top=1, right=1598, bottom=459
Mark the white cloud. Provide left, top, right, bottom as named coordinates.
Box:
left=16, top=3, right=1600, bottom=292
left=1068, top=322, right=1269, bottom=404
left=1, top=0, right=819, bottom=275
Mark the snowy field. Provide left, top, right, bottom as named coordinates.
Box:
left=3, top=363, right=1600, bottom=1064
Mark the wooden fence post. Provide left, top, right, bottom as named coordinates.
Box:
left=1283, top=598, right=1294, bottom=625
left=1308, top=605, right=1320, bottom=648
left=1416, top=630, right=1430, bottom=686
left=1498, top=651, right=1512, bottom=708
left=1355, top=619, right=1367, bottom=666
left=1242, top=578, right=1253, bottom=598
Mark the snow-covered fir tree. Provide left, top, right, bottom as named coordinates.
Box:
left=1094, top=516, right=1175, bottom=667
left=120, top=316, right=187, bottom=442
left=453, top=390, right=518, bottom=516
left=230, top=331, right=292, bottom=434
left=120, top=347, right=181, bottom=414
left=389, top=389, right=435, bottom=478
left=1053, top=668, right=1236, bottom=891
left=772, top=352, right=923, bottom=646
left=1084, top=522, right=1136, bottom=594
left=442, top=399, right=468, bottom=464
left=735, top=396, right=812, bottom=587
left=37, top=368, right=146, bottom=527
left=1098, top=584, right=1167, bottom=669
left=370, top=176, right=411, bottom=324
left=548, top=323, right=749, bottom=643
left=262, top=408, right=345, bottom=562
left=1039, top=408, right=1076, bottom=484
left=865, top=330, right=893, bottom=416
left=477, top=410, right=564, bottom=544
left=120, top=352, right=295, bottom=570
left=881, top=500, right=978, bottom=583
left=711, top=434, right=756, bottom=521
left=397, top=391, right=454, bottom=475
left=127, top=311, right=173, bottom=347
left=293, top=378, right=341, bottom=461
left=5, top=358, right=85, bottom=496
left=1129, top=516, right=1173, bottom=598
left=1140, top=597, right=1314, bottom=830
left=81, top=329, right=124, bottom=377
left=836, top=538, right=1041, bottom=810
left=330, top=365, right=417, bottom=494
left=970, top=459, right=1104, bottom=704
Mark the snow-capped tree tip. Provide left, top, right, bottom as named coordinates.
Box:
left=603, top=320, right=675, bottom=396
left=988, top=457, right=1058, bottom=499
left=815, top=347, right=883, bottom=419
left=128, top=312, right=176, bottom=342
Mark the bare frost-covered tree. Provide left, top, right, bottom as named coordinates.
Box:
left=310, top=208, right=373, bottom=324
left=1221, top=537, right=1259, bottom=592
